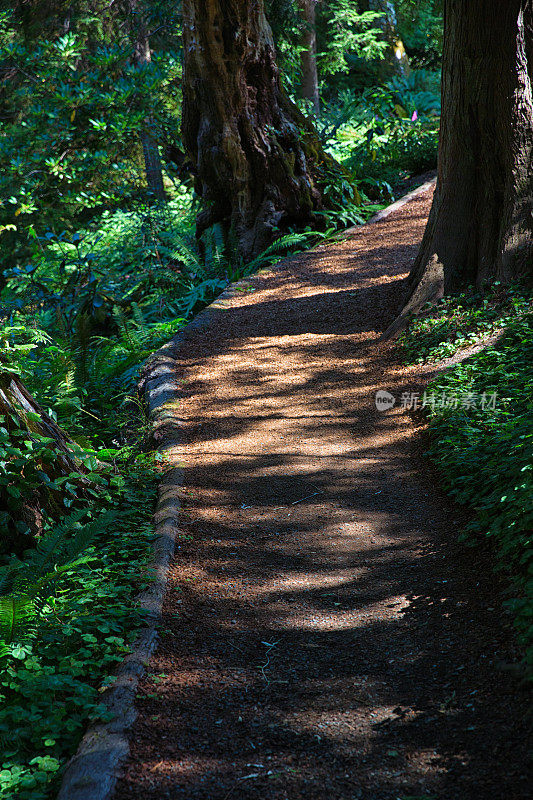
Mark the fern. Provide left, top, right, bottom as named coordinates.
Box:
left=178, top=277, right=228, bottom=316
left=131, top=302, right=148, bottom=337
left=170, top=238, right=203, bottom=273
left=0, top=510, right=117, bottom=650
left=0, top=595, right=36, bottom=650
left=244, top=231, right=324, bottom=273
left=20, top=511, right=105, bottom=585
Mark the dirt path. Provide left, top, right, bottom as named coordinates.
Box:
left=116, top=188, right=531, bottom=800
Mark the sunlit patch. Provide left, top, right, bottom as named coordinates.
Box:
left=257, top=571, right=356, bottom=595
left=148, top=756, right=232, bottom=777
left=285, top=704, right=400, bottom=740
left=273, top=595, right=412, bottom=631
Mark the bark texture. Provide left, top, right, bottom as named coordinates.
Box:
left=385, top=0, right=533, bottom=337
left=181, top=0, right=352, bottom=260
left=298, top=0, right=320, bottom=114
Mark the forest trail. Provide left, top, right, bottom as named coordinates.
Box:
left=116, top=186, right=530, bottom=800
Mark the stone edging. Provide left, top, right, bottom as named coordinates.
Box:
left=54, top=174, right=436, bottom=800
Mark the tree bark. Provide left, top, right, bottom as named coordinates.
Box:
left=298, top=0, right=320, bottom=114
left=181, top=0, right=356, bottom=260
left=384, top=0, right=533, bottom=338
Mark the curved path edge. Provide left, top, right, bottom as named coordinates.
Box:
left=54, top=175, right=435, bottom=800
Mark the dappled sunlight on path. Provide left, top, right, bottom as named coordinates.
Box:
left=116, top=190, right=530, bottom=800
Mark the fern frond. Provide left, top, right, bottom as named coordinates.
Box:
left=2, top=510, right=117, bottom=599
left=0, top=594, right=35, bottom=646
left=245, top=231, right=321, bottom=272
left=171, top=240, right=202, bottom=271
left=131, top=302, right=146, bottom=334
left=22, top=508, right=87, bottom=581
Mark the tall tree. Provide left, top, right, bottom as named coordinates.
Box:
left=132, top=18, right=167, bottom=202
left=298, top=0, right=320, bottom=114
left=181, top=0, right=356, bottom=260
left=368, top=0, right=410, bottom=78
left=385, top=0, right=533, bottom=337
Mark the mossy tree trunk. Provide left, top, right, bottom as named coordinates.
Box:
left=385, top=0, right=533, bottom=338
left=181, top=0, right=355, bottom=260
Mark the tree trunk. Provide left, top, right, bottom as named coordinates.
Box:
left=298, top=0, right=320, bottom=114
left=368, top=0, right=410, bottom=79
left=140, top=127, right=167, bottom=202
left=384, top=0, right=533, bottom=338
left=181, top=0, right=356, bottom=260
left=134, top=30, right=167, bottom=202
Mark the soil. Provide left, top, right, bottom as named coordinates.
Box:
left=115, top=187, right=531, bottom=800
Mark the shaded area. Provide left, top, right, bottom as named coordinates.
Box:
left=116, top=190, right=531, bottom=800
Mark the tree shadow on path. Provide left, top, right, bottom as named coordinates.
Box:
left=118, top=190, right=531, bottom=800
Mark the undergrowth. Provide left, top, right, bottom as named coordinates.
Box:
left=322, top=71, right=440, bottom=202
left=0, top=453, right=157, bottom=799
left=401, top=285, right=533, bottom=673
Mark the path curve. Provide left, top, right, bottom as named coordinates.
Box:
left=116, top=186, right=530, bottom=800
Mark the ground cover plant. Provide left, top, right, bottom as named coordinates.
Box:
left=0, top=458, right=157, bottom=800
left=400, top=286, right=533, bottom=674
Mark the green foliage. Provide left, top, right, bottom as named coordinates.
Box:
left=267, top=0, right=387, bottom=97
left=396, top=0, right=443, bottom=68
left=401, top=285, right=531, bottom=363
left=0, top=457, right=157, bottom=799
left=401, top=286, right=533, bottom=673
left=0, top=509, right=113, bottom=648
left=320, top=69, right=440, bottom=203
left=1, top=196, right=197, bottom=432
left=317, top=2, right=387, bottom=78
left=0, top=415, right=94, bottom=549
left=0, top=8, right=181, bottom=274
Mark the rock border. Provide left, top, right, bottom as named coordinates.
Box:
left=54, top=174, right=436, bottom=800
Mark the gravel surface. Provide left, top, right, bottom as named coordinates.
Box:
left=115, top=188, right=531, bottom=800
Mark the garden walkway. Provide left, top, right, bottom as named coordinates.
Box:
left=115, top=183, right=530, bottom=799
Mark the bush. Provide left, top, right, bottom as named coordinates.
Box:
left=0, top=457, right=157, bottom=799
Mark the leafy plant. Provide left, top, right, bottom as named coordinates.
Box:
left=0, top=455, right=157, bottom=799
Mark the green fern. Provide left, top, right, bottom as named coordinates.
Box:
left=130, top=302, right=148, bottom=337
left=0, top=595, right=36, bottom=651
left=0, top=510, right=117, bottom=650
left=244, top=230, right=325, bottom=274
